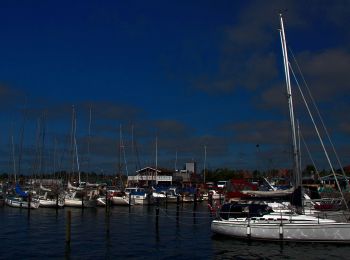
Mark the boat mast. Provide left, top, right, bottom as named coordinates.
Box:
left=203, top=145, right=207, bottom=184
left=279, top=14, right=301, bottom=189
left=73, top=115, right=81, bottom=184
left=174, top=149, right=178, bottom=173
left=11, top=134, right=17, bottom=183
left=87, top=105, right=92, bottom=182
left=155, top=135, right=158, bottom=186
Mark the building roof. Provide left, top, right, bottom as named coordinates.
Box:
left=136, top=167, right=161, bottom=174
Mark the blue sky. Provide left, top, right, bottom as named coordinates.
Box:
left=0, top=1, right=349, bottom=175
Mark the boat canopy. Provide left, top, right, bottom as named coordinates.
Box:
left=15, top=184, right=28, bottom=198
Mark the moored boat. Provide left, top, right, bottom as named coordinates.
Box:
left=211, top=200, right=350, bottom=242
left=211, top=13, right=350, bottom=243
left=64, top=189, right=97, bottom=208
left=125, top=187, right=153, bottom=205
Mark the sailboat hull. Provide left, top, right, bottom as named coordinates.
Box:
left=5, top=196, right=40, bottom=209
left=64, top=198, right=97, bottom=208
left=39, top=199, right=65, bottom=208
left=111, top=196, right=132, bottom=206
left=211, top=219, right=350, bottom=243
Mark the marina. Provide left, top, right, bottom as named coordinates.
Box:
left=0, top=203, right=349, bottom=259
left=0, top=1, right=349, bottom=259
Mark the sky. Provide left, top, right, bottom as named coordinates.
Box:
left=0, top=0, right=350, bottom=176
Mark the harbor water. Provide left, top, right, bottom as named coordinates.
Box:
left=0, top=204, right=349, bottom=259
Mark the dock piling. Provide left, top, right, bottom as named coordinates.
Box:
left=193, top=193, right=197, bottom=211
left=66, top=210, right=71, bottom=246
left=156, top=198, right=160, bottom=226
left=27, top=194, right=31, bottom=217
left=105, top=191, right=108, bottom=213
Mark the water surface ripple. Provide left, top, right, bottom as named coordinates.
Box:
left=0, top=205, right=348, bottom=259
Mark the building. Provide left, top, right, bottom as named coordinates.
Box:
left=127, top=167, right=173, bottom=187
left=173, top=162, right=199, bottom=185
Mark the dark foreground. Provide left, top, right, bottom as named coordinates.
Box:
left=0, top=204, right=349, bottom=259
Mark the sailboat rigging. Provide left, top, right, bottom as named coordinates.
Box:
left=211, top=13, right=350, bottom=243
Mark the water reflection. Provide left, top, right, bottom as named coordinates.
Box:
left=212, top=235, right=349, bottom=259
left=2, top=204, right=348, bottom=259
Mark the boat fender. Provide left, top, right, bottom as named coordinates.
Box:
left=279, top=224, right=283, bottom=240
left=247, top=225, right=251, bottom=238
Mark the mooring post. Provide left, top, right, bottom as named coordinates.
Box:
left=81, top=192, right=84, bottom=209
left=156, top=198, right=160, bottom=225
left=176, top=195, right=180, bottom=206
left=105, top=191, right=108, bottom=213
left=209, top=192, right=213, bottom=207
left=66, top=210, right=71, bottom=246
left=193, top=192, right=197, bottom=211
left=105, top=209, right=110, bottom=236
left=165, top=192, right=168, bottom=209
left=27, top=193, right=31, bottom=216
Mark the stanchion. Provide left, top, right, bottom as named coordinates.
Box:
left=193, top=193, right=197, bottom=211
left=66, top=210, right=71, bottom=246
left=208, top=192, right=213, bottom=208
left=55, top=193, right=59, bottom=217
left=27, top=193, right=31, bottom=217
left=105, top=191, right=108, bottom=213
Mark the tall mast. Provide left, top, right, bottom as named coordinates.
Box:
left=11, top=135, right=17, bottom=183
left=119, top=124, right=122, bottom=175
left=203, top=146, right=207, bottom=184
left=70, top=105, right=76, bottom=180
left=87, top=106, right=92, bottom=181
left=279, top=14, right=301, bottom=188
left=175, top=150, right=178, bottom=172
left=119, top=124, right=128, bottom=177
left=73, top=115, right=81, bottom=184
left=155, top=135, right=158, bottom=186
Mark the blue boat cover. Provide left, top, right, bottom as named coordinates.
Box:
left=15, top=184, right=28, bottom=198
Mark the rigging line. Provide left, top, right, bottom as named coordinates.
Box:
left=11, top=134, right=17, bottom=183
left=31, top=117, right=41, bottom=177
left=288, top=47, right=349, bottom=188
left=297, top=120, right=302, bottom=176
left=17, top=96, right=28, bottom=176
left=73, top=117, right=81, bottom=184
left=131, top=124, right=141, bottom=171
left=87, top=106, right=92, bottom=179
left=159, top=207, right=213, bottom=215
left=70, top=105, right=76, bottom=177
left=41, top=112, right=47, bottom=177
left=300, top=131, right=321, bottom=180
left=120, top=125, right=129, bottom=177
left=289, top=64, right=348, bottom=209
left=118, top=124, right=122, bottom=175
left=159, top=208, right=214, bottom=223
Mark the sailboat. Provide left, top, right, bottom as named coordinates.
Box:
left=211, top=14, right=350, bottom=243
left=64, top=107, right=97, bottom=208
left=38, top=183, right=65, bottom=208
left=5, top=133, right=40, bottom=209
left=5, top=183, right=40, bottom=209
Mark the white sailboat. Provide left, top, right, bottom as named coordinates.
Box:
left=5, top=135, right=40, bottom=209
left=211, top=14, right=350, bottom=243
left=5, top=184, right=40, bottom=209
left=64, top=107, right=97, bottom=208
left=109, top=189, right=134, bottom=206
